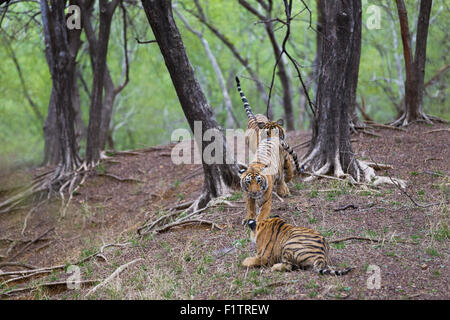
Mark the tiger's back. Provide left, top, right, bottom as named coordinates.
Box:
left=235, top=77, right=302, bottom=174
left=243, top=218, right=353, bottom=276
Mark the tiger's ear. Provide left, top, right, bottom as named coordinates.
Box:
left=277, top=119, right=284, bottom=126
left=257, top=122, right=265, bottom=129
left=239, top=169, right=246, bottom=174
left=247, top=219, right=257, bottom=231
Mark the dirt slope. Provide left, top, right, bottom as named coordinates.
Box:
left=0, top=123, right=448, bottom=300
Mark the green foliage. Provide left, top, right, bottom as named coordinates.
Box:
left=0, top=0, right=448, bottom=167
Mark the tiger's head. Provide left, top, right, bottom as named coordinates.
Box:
left=239, top=164, right=270, bottom=200
left=258, top=119, right=286, bottom=141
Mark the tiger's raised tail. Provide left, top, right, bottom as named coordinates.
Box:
left=280, top=139, right=304, bottom=174
left=236, top=76, right=257, bottom=121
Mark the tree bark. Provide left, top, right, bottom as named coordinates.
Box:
left=302, top=0, right=362, bottom=179
left=393, top=0, right=433, bottom=126
left=84, top=0, right=119, bottom=164
left=40, top=0, right=80, bottom=170
left=42, top=0, right=83, bottom=166
left=141, top=0, right=240, bottom=210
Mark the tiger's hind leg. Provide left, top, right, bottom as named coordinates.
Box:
left=276, top=180, right=291, bottom=198
left=283, top=153, right=294, bottom=183
left=271, top=262, right=293, bottom=272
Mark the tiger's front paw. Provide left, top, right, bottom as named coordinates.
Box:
left=271, top=263, right=292, bottom=272
left=242, top=257, right=260, bottom=268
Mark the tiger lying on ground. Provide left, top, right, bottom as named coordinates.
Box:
left=239, top=137, right=294, bottom=224
left=235, top=76, right=303, bottom=174
left=242, top=217, right=353, bottom=275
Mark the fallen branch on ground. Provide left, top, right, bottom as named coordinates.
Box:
left=1, top=279, right=101, bottom=297
left=7, top=227, right=54, bottom=261
left=155, top=219, right=224, bottom=233
left=97, top=173, right=144, bottom=183
left=424, top=128, right=449, bottom=134
left=85, top=258, right=144, bottom=297
left=330, top=236, right=416, bottom=245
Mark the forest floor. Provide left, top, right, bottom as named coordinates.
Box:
left=0, top=122, right=448, bottom=300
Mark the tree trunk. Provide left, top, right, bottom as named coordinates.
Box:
left=42, top=0, right=83, bottom=166
left=40, top=0, right=80, bottom=170
left=141, top=0, right=240, bottom=210
left=302, top=0, right=362, bottom=179
left=392, top=0, right=433, bottom=126
left=42, top=89, right=60, bottom=165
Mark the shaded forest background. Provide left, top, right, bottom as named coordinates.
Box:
left=1, top=0, right=448, bottom=167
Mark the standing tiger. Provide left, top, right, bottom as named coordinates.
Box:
left=242, top=217, right=353, bottom=275
left=239, top=137, right=293, bottom=224
left=235, top=76, right=303, bottom=174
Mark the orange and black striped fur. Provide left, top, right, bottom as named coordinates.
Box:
left=242, top=218, right=353, bottom=275
left=236, top=77, right=286, bottom=153
left=235, top=76, right=302, bottom=174
left=240, top=138, right=293, bottom=224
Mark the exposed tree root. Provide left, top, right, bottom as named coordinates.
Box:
left=0, top=161, right=91, bottom=216
left=0, top=158, right=133, bottom=218
left=300, top=146, right=406, bottom=189
left=138, top=195, right=233, bottom=236
left=390, top=111, right=448, bottom=127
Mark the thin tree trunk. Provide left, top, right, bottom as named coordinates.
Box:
left=85, top=0, right=119, bottom=164
left=413, top=0, right=432, bottom=119
left=174, top=6, right=238, bottom=129
left=265, top=22, right=295, bottom=130
left=141, top=0, right=240, bottom=210
left=393, top=0, right=434, bottom=126
left=238, top=0, right=294, bottom=129
left=187, top=0, right=269, bottom=111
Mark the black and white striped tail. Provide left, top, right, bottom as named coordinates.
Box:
left=280, top=139, right=304, bottom=174
left=317, top=267, right=354, bottom=276
left=236, top=76, right=256, bottom=121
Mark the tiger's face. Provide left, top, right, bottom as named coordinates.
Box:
left=258, top=119, right=285, bottom=140
left=240, top=166, right=268, bottom=200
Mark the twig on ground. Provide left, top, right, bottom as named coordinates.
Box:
left=1, top=279, right=101, bottom=297
left=85, top=258, right=144, bottom=297
left=7, top=227, right=54, bottom=261
left=155, top=219, right=224, bottom=233
left=0, top=262, right=38, bottom=269
left=368, top=152, right=442, bottom=208
left=366, top=122, right=407, bottom=131
left=330, top=236, right=416, bottom=245
left=424, top=128, right=449, bottom=134
left=21, top=200, right=47, bottom=236
left=97, top=173, right=144, bottom=183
